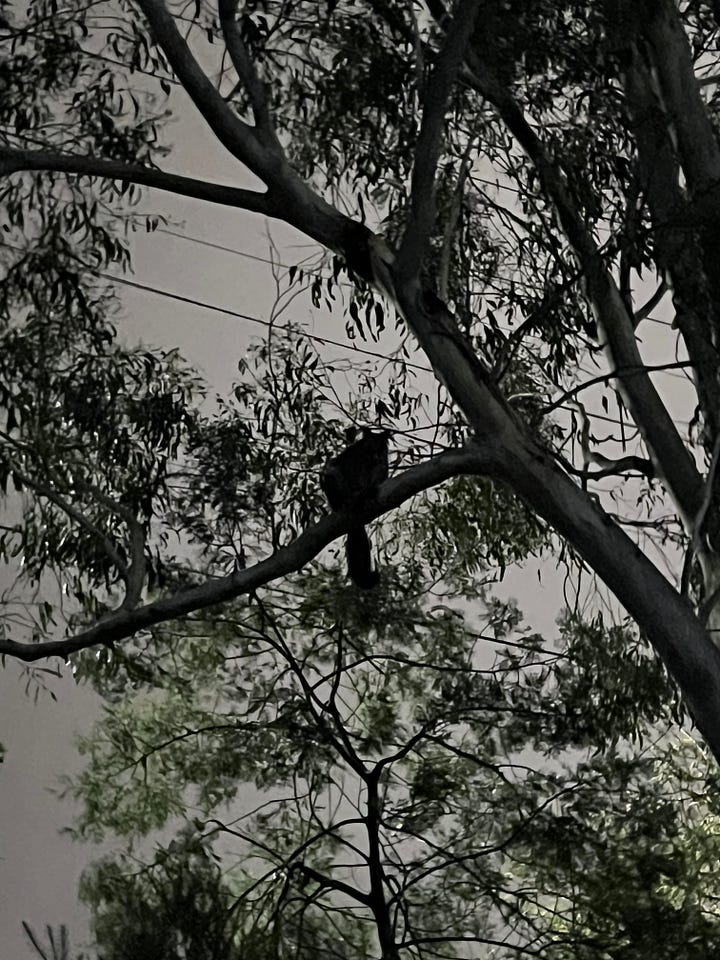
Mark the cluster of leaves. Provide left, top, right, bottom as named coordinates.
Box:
left=400, top=474, right=550, bottom=589
left=0, top=219, right=204, bottom=636
left=3, top=0, right=710, bottom=640
left=80, top=830, right=244, bottom=960
left=167, top=325, right=373, bottom=573
left=0, top=0, right=192, bottom=632
left=0, top=298, right=200, bottom=604
left=1, top=0, right=170, bottom=162
left=78, top=826, right=376, bottom=960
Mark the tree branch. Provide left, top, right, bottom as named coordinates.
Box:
left=293, top=862, right=372, bottom=907
left=633, top=280, right=668, bottom=328
left=390, top=275, right=720, bottom=767
left=560, top=454, right=654, bottom=482
left=541, top=360, right=696, bottom=417
left=644, top=0, right=720, bottom=199
left=7, top=0, right=720, bottom=769
left=134, top=0, right=275, bottom=180
left=73, top=479, right=147, bottom=611
left=460, top=51, right=705, bottom=525
left=0, top=446, right=486, bottom=662
left=0, top=145, right=274, bottom=214
left=1, top=455, right=129, bottom=582
left=396, top=0, right=480, bottom=280
left=136, top=0, right=377, bottom=262
left=622, top=49, right=720, bottom=443
left=218, top=0, right=278, bottom=145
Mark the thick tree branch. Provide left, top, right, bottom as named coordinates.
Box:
left=0, top=141, right=355, bottom=269
left=390, top=279, right=720, bottom=766
left=134, top=0, right=275, bottom=179
left=643, top=0, right=720, bottom=199
left=133, top=0, right=371, bottom=261
left=634, top=3, right=720, bottom=399
left=396, top=0, right=480, bottom=280
left=6, top=0, right=720, bottom=767
left=218, top=0, right=278, bottom=145
left=622, top=50, right=720, bottom=444
left=0, top=145, right=274, bottom=213
left=0, top=447, right=485, bottom=662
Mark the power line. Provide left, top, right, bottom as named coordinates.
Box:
left=0, top=232, right=547, bottom=381
left=157, top=227, right=299, bottom=269
left=1, top=238, right=686, bottom=429
left=117, top=265, right=679, bottom=428
left=105, top=271, right=435, bottom=374
left=109, top=272, right=663, bottom=431
left=0, top=232, right=431, bottom=372
left=157, top=225, right=674, bottom=334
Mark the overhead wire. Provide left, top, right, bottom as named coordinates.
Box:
left=107, top=261, right=691, bottom=432
left=106, top=272, right=435, bottom=375
left=0, top=234, right=686, bottom=432
left=0, top=217, right=688, bottom=434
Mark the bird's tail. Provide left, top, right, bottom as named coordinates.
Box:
left=346, top=526, right=379, bottom=589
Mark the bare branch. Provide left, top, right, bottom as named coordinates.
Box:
left=633, top=280, right=668, bottom=328
left=541, top=360, right=696, bottom=417
left=293, top=862, right=372, bottom=907
left=0, top=145, right=274, bottom=214
left=218, top=0, right=278, bottom=145
left=698, top=72, right=720, bottom=87
left=561, top=454, right=654, bottom=482
left=396, top=0, right=480, bottom=280
left=555, top=399, right=654, bottom=479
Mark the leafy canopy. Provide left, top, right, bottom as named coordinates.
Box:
left=6, top=0, right=720, bottom=956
